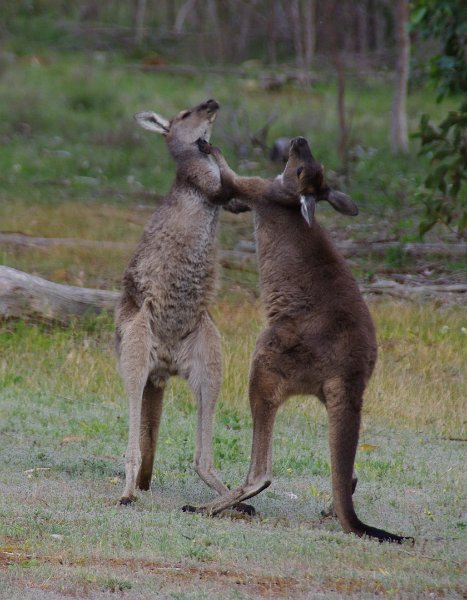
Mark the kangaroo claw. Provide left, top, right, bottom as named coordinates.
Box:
left=197, top=138, right=212, bottom=154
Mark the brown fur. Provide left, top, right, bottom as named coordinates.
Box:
left=116, top=100, right=248, bottom=506
left=187, top=137, right=412, bottom=543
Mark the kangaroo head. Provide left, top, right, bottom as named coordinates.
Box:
left=285, top=137, right=358, bottom=226
left=134, top=99, right=220, bottom=158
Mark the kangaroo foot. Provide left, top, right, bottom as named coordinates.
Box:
left=359, top=524, right=414, bottom=545
left=181, top=502, right=256, bottom=518
left=119, top=494, right=136, bottom=506
left=233, top=502, right=256, bottom=516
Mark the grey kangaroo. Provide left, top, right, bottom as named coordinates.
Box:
left=116, top=99, right=249, bottom=507
left=185, top=137, right=412, bottom=543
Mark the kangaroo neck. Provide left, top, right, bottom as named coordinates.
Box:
left=254, top=207, right=352, bottom=321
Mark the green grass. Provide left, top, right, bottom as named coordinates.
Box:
left=0, top=301, right=466, bottom=598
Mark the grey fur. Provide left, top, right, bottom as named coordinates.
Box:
left=116, top=99, right=236, bottom=505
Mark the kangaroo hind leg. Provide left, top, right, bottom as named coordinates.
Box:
left=324, top=377, right=412, bottom=543
left=136, top=377, right=165, bottom=491
left=182, top=313, right=230, bottom=496
left=184, top=352, right=283, bottom=516
left=118, top=307, right=153, bottom=505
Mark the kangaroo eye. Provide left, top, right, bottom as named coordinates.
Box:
left=296, top=166, right=304, bottom=177
left=182, top=111, right=192, bottom=120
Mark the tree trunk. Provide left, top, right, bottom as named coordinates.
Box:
left=335, top=53, right=348, bottom=167
left=330, top=1, right=349, bottom=169
left=267, top=2, right=279, bottom=65
left=206, top=0, right=224, bottom=63
left=355, top=3, right=368, bottom=68
left=303, top=0, right=316, bottom=68
left=134, top=0, right=147, bottom=46
left=235, top=0, right=257, bottom=60
left=174, top=0, right=198, bottom=34
left=391, top=0, right=410, bottom=153
left=289, top=0, right=304, bottom=68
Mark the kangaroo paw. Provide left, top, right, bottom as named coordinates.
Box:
left=197, top=138, right=212, bottom=154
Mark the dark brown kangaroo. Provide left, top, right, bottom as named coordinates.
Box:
left=185, top=137, right=412, bottom=544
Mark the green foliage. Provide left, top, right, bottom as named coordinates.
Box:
left=413, top=101, right=467, bottom=238
left=411, top=0, right=467, bottom=238
left=411, top=0, right=467, bottom=100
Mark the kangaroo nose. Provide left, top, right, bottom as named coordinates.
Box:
left=202, top=99, right=220, bottom=111
left=290, top=137, right=307, bottom=149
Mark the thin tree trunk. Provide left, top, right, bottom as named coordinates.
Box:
left=166, top=0, right=176, bottom=31
left=206, top=0, right=224, bottom=63
left=367, top=0, right=376, bottom=51
left=356, top=4, right=368, bottom=68
left=391, top=0, right=410, bottom=153
left=303, top=0, right=316, bottom=68
left=134, top=0, right=147, bottom=46
left=267, top=1, right=279, bottom=65
left=289, top=0, right=304, bottom=68
left=174, top=0, right=198, bottom=34
left=334, top=50, right=348, bottom=168
left=329, top=1, right=349, bottom=169
left=236, top=0, right=257, bottom=60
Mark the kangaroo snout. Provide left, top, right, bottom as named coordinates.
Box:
left=289, top=136, right=313, bottom=161
left=290, top=136, right=307, bottom=149
left=200, top=99, right=220, bottom=113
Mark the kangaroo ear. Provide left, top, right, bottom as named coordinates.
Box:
left=134, top=111, right=170, bottom=135
left=327, top=190, right=359, bottom=216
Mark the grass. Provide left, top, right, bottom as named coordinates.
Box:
left=0, top=300, right=466, bottom=598
left=0, top=50, right=466, bottom=598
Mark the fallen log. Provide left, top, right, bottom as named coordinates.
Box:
left=0, top=266, right=120, bottom=323
left=0, top=267, right=465, bottom=324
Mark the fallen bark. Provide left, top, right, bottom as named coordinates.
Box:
left=0, top=266, right=120, bottom=323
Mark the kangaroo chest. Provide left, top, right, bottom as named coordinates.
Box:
left=141, top=199, right=220, bottom=342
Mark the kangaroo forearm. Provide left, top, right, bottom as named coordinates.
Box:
left=211, top=148, right=272, bottom=208
left=222, top=199, right=251, bottom=213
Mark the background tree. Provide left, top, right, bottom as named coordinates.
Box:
left=391, top=0, right=410, bottom=153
